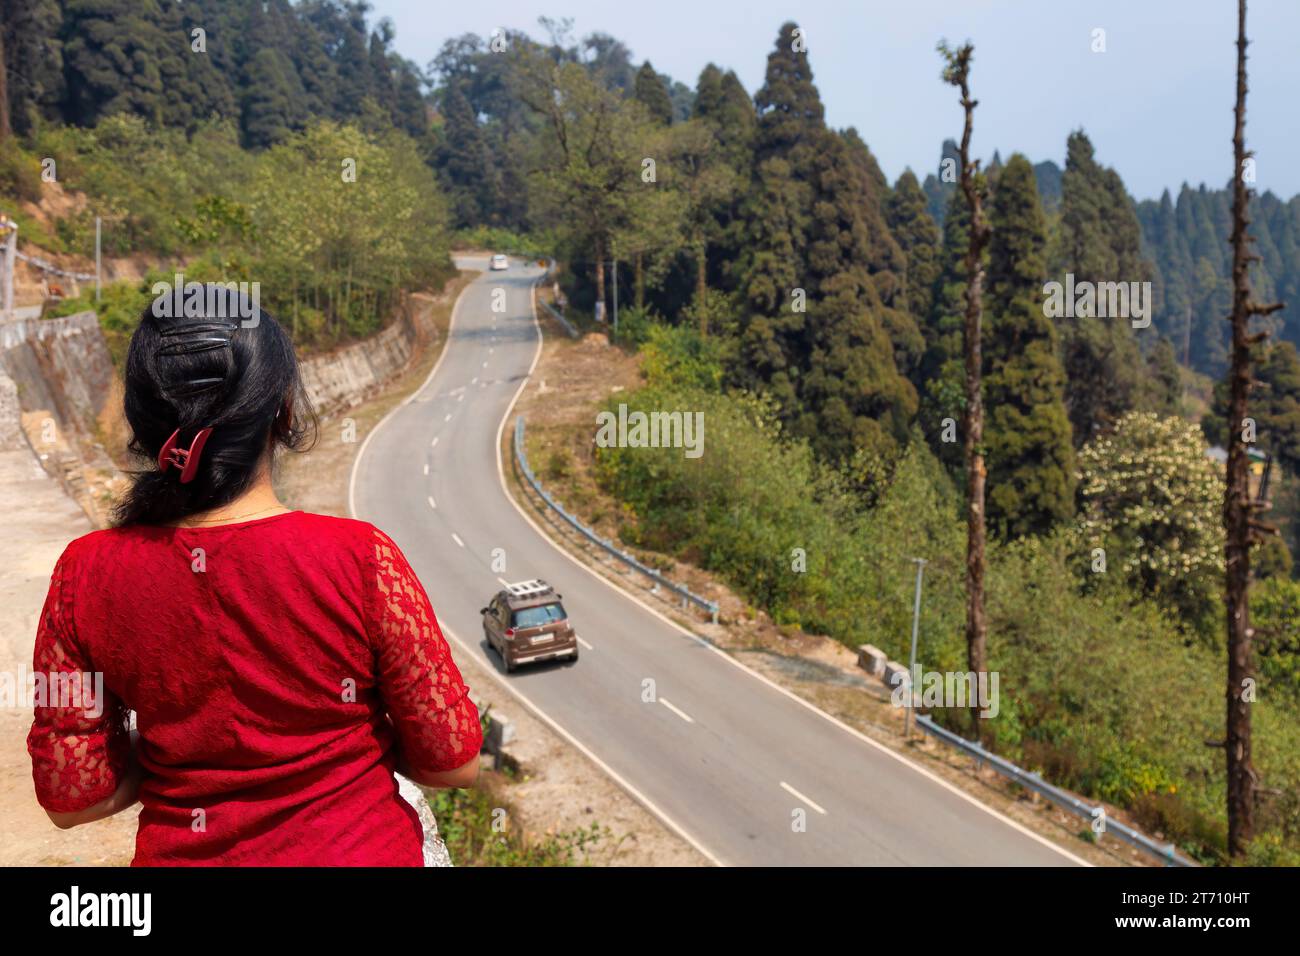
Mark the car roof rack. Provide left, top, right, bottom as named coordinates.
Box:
left=505, top=579, right=552, bottom=600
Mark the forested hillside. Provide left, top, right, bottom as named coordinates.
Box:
left=0, top=0, right=453, bottom=355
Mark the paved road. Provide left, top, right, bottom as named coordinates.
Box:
left=351, top=257, right=1084, bottom=866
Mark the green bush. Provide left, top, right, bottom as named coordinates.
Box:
left=426, top=785, right=604, bottom=866
left=0, top=142, right=44, bottom=203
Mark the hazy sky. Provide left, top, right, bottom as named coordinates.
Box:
left=367, top=0, right=1300, bottom=200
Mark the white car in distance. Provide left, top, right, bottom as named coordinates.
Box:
left=490, top=253, right=509, bottom=271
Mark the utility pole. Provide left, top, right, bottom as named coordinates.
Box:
left=906, top=557, right=927, bottom=738
left=0, top=215, right=15, bottom=321
left=612, top=257, right=619, bottom=341
left=95, top=216, right=102, bottom=302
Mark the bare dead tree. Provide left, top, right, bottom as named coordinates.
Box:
left=940, top=41, right=991, bottom=738
left=1223, top=0, right=1282, bottom=859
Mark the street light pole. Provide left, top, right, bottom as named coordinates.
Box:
left=611, top=257, right=619, bottom=341
left=906, top=557, right=927, bottom=738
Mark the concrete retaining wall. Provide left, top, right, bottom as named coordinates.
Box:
left=0, top=312, right=114, bottom=436
left=297, top=293, right=436, bottom=417
left=0, top=291, right=439, bottom=436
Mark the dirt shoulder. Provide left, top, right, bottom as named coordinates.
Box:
left=502, top=311, right=1160, bottom=868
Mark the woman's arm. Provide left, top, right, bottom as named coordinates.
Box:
left=45, top=730, right=143, bottom=829
left=396, top=751, right=479, bottom=790
left=369, top=529, right=484, bottom=786
left=28, top=547, right=136, bottom=827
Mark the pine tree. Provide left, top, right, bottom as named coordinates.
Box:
left=1051, top=130, right=1154, bottom=444
left=692, top=64, right=754, bottom=297
left=1, top=0, right=64, bottom=138
left=840, top=129, right=919, bottom=369
left=984, top=153, right=1075, bottom=537
left=1147, top=336, right=1184, bottom=414
left=393, top=69, right=427, bottom=138
left=633, top=61, right=673, bottom=126
left=435, top=82, right=500, bottom=228
left=733, top=22, right=916, bottom=462
left=919, top=188, right=973, bottom=470
left=61, top=0, right=171, bottom=126
left=241, top=46, right=307, bottom=148
left=368, top=25, right=398, bottom=115
left=886, top=170, right=942, bottom=369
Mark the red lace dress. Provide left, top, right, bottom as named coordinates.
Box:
left=26, top=511, right=481, bottom=866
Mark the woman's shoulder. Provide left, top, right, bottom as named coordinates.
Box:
left=282, top=511, right=380, bottom=540
left=59, top=512, right=384, bottom=559
left=273, top=512, right=398, bottom=563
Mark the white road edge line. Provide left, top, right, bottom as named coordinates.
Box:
left=492, top=265, right=1093, bottom=869
left=348, top=267, right=470, bottom=519
left=780, top=780, right=827, bottom=815
left=658, top=697, right=694, bottom=724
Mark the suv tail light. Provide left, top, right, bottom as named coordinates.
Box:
left=504, top=628, right=516, bottom=639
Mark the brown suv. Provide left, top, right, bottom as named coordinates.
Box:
left=481, top=579, right=579, bottom=673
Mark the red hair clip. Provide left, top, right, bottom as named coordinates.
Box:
left=157, top=427, right=213, bottom=484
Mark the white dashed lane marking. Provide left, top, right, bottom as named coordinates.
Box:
left=658, top=698, right=694, bottom=724
left=780, top=781, right=827, bottom=815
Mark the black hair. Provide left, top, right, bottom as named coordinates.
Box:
left=114, top=283, right=316, bottom=526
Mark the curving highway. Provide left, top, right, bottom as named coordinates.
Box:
left=349, top=256, right=1087, bottom=867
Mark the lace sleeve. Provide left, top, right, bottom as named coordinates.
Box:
left=369, top=529, right=482, bottom=774
left=26, top=548, right=130, bottom=813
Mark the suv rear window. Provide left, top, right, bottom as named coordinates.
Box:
left=512, top=603, right=566, bottom=628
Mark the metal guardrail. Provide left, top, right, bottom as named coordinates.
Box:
left=14, top=249, right=96, bottom=281
left=513, top=414, right=719, bottom=623
left=538, top=297, right=579, bottom=339
left=914, top=714, right=1196, bottom=867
